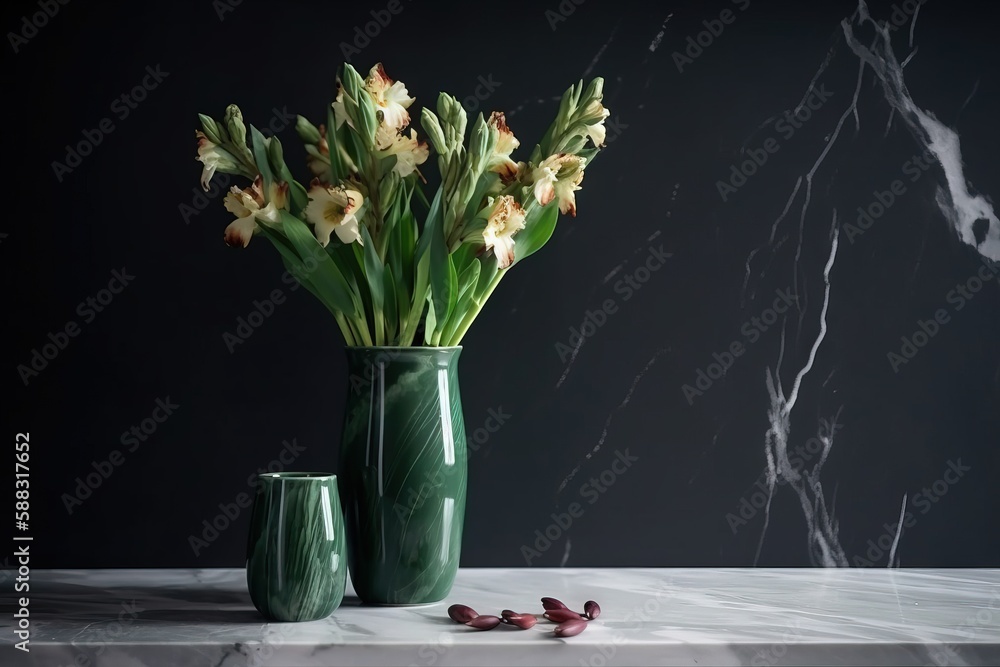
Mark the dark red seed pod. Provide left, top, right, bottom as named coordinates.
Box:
left=507, top=613, right=538, bottom=629
left=448, top=604, right=479, bottom=624
left=544, top=609, right=582, bottom=623
left=466, top=615, right=502, bottom=630
left=584, top=600, right=601, bottom=620
left=554, top=619, right=588, bottom=637
left=500, top=609, right=517, bottom=622
left=541, top=597, right=568, bottom=611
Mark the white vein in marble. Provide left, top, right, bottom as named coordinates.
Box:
left=3, top=568, right=999, bottom=666
left=740, top=0, right=1000, bottom=571
left=842, top=0, right=1000, bottom=261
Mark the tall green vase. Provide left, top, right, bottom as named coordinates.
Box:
left=339, top=346, right=468, bottom=605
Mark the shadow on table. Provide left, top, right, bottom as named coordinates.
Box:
left=31, top=585, right=370, bottom=625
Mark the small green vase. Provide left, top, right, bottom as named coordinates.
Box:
left=339, top=346, right=468, bottom=605
left=246, top=472, right=347, bottom=621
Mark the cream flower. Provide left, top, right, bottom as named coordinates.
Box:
left=581, top=100, right=610, bottom=147
left=486, top=112, right=520, bottom=183
left=332, top=84, right=353, bottom=130
left=378, top=127, right=429, bottom=177
left=374, top=123, right=396, bottom=151
left=196, top=130, right=238, bottom=192
left=304, top=182, right=365, bottom=247
left=365, top=63, right=415, bottom=131
left=531, top=154, right=586, bottom=216
left=483, top=195, right=526, bottom=269
left=222, top=176, right=282, bottom=248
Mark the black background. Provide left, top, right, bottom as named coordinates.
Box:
left=2, top=0, right=998, bottom=571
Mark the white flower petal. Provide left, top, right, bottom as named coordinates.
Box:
left=483, top=195, right=526, bottom=269
left=365, top=64, right=414, bottom=131
left=304, top=184, right=364, bottom=247
left=200, top=163, right=217, bottom=192
left=533, top=170, right=557, bottom=206
left=586, top=121, right=607, bottom=148
left=257, top=202, right=281, bottom=226
left=491, top=234, right=515, bottom=269
left=224, top=215, right=256, bottom=248
left=532, top=154, right=585, bottom=215
left=312, top=217, right=336, bottom=247
left=223, top=187, right=251, bottom=217
left=334, top=213, right=363, bottom=245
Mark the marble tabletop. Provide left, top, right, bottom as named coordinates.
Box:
left=3, top=568, right=999, bottom=666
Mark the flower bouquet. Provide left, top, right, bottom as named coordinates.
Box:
left=195, top=63, right=609, bottom=347
left=195, top=63, right=610, bottom=604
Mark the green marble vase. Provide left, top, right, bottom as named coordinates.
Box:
left=339, top=346, right=468, bottom=605
left=246, top=473, right=347, bottom=621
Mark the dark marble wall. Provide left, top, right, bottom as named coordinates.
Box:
left=3, top=0, right=997, bottom=570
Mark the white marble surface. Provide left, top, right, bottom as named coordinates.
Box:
left=3, top=568, right=999, bottom=666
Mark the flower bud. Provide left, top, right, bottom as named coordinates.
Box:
left=224, top=104, right=248, bottom=148
left=584, top=600, right=601, bottom=620
left=267, top=135, right=286, bottom=174
left=198, top=113, right=226, bottom=144
left=295, top=116, right=322, bottom=145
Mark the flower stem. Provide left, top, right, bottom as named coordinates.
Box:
left=352, top=315, right=374, bottom=347
left=334, top=312, right=357, bottom=346
left=446, top=270, right=505, bottom=346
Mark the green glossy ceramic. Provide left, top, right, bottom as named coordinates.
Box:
left=340, top=346, right=468, bottom=605
left=246, top=473, right=347, bottom=621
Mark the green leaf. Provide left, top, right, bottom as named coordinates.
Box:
left=342, top=128, right=368, bottom=177
left=449, top=243, right=477, bottom=280
left=401, top=249, right=430, bottom=345
left=385, top=198, right=404, bottom=287
left=427, top=211, right=453, bottom=332
left=383, top=264, right=398, bottom=343
left=360, top=225, right=384, bottom=316
left=255, top=221, right=327, bottom=305
left=424, top=288, right=437, bottom=345
left=250, top=125, right=274, bottom=191
left=326, top=106, right=343, bottom=182
left=456, top=257, right=481, bottom=305
left=399, top=196, right=417, bottom=279
left=513, top=203, right=559, bottom=265
left=324, top=242, right=362, bottom=294
left=393, top=260, right=410, bottom=340
left=461, top=173, right=500, bottom=229
left=287, top=180, right=309, bottom=217
left=441, top=258, right=481, bottom=344
left=416, top=188, right=444, bottom=259
left=474, top=252, right=499, bottom=301
left=445, top=252, right=458, bottom=324
left=278, top=210, right=357, bottom=317
left=326, top=240, right=370, bottom=337
left=412, top=180, right=431, bottom=212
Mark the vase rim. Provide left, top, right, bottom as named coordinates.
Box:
left=257, top=472, right=337, bottom=481
left=346, top=345, right=463, bottom=350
